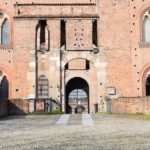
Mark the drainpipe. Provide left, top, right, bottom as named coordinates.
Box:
left=35, top=51, right=38, bottom=99
left=64, top=69, right=66, bottom=113
left=60, top=50, right=62, bottom=110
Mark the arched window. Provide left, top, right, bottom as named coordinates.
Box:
left=0, top=13, right=11, bottom=45
left=2, top=19, right=10, bottom=44
left=36, top=20, right=50, bottom=52
left=143, top=16, right=150, bottom=42
left=38, top=75, right=49, bottom=98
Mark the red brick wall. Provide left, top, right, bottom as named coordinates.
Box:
left=1, top=0, right=150, bottom=113
left=0, top=100, right=7, bottom=118
left=68, top=59, right=86, bottom=70
left=111, top=97, right=150, bottom=114
left=66, top=20, right=92, bottom=50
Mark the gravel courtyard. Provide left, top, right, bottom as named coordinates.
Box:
left=1, top=114, right=150, bottom=150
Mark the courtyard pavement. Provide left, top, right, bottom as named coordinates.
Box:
left=0, top=114, right=150, bottom=150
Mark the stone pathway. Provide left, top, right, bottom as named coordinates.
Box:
left=1, top=114, right=150, bottom=150
left=55, top=114, right=94, bottom=126
left=55, top=114, right=70, bottom=126
left=82, top=114, right=94, bottom=126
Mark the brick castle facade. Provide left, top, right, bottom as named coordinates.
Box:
left=0, top=0, right=150, bottom=114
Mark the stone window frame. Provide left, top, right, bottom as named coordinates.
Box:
left=36, top=20, right=50, bottom=52
left=139, top=8, right=150, bottom=47
left=0, top=12, right=11, bottom=46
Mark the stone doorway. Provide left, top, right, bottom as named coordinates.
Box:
left=146, top=75, right=150, bottom=96
left=0, top=76, right=9, bottom=99
left=65, top=77, right=89, bottom=114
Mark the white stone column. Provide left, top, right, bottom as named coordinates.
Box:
left=37, top=27, right=40, bottom=50
left=45, top=26, right=49, bottom=51
left=0, top=25, right=2, bottom=44
left=72, top=107, right=76, bottom=114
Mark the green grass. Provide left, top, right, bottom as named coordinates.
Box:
left=96, top=112, right=113, bottom=115
left=29, top=109, right=64, bottom=115
left=97, top=112, right=150, bottom=120
left=118, top=113, right=150, bottom=120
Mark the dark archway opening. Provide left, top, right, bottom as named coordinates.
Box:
left=65, top=77, right=89, bottom=114
left=0, top=76, right=9, bottom=99
left=146, top=75, right=150, bottom=96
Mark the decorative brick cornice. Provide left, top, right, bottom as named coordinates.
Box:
left=139, top=42, right=150, bottom=48
left=14, top=3, right=96, bottom=7
left=0, top=45, right=13, bottom=50
left=14, top=15, right=99, bottom=20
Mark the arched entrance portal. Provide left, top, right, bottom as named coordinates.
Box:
left=0, top=76, right=9, bottom=99
left=146, top=75, right=150, bottom=96
left=65, top=77, right=89, bottom=114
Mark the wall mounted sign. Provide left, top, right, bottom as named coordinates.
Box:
left=107, top=87, right=116, bottom=95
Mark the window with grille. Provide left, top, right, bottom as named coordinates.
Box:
left=38, top=75, right=49, bottom=98
left=69, top=89, right=88, bottom=100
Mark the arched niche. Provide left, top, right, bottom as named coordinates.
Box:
left=65, top=58, right=90, bottom=70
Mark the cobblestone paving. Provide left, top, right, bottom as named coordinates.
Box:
left=1, top=114, right=150, bottom=150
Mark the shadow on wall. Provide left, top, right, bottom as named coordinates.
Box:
left=0, top=115, right=27, bottom=121
left=0, top=100, right=7, bottom=118
left=8, top=99, right=29, bottom=116
left=0, top=98, right=61, bottom=118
